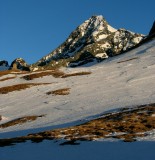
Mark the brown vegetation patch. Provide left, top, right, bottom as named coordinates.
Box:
left=1, top=104, right=155, bottom=147
left=61, top=72, right=91, bottom=78
left=0, top=70, right=29, bottom=77
left=21, top=70, right=64, bottom=80
left=0, top=115, right=45, bottom=128
left=117, top=57, right=138, bottom=63
left=46, top=88, right=70, bottom=95
left=20, top=70, right=91, bottom=80
left=0, top=83, right=51, bottom=94
left=0, top=70, right=13, bottom=77
left=0, top=76, right=16, bottom=82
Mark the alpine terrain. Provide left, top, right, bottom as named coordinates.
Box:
left=32, top=15, right=144, bottom=70
left=0, top=15, right=155, bottom=160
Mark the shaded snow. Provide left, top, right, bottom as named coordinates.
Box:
left=107, top=24, right=117, bottom=32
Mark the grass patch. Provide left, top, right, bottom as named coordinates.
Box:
left=1, top=104, right=155, bottom=147
left=0, top=70, right=29, bottom=77
left=61, top=72, right=91, bottom=78
left=0, top=83, right=51, bottom=94
left=0, top=115, right=45, bottom=128
left=0, top=70, right=12, bottom=77
left=20, top=70, right=91, bottom=80
left=46, top=88, right=70, bottom=95
left=21, top=70, right=64, bottom=80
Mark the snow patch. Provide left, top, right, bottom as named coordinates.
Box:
left=107, top=25, right=117, bottom=32
left=95, top=53, right=108, bottom=58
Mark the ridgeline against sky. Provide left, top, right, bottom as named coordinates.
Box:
left=0, top=0, right=155, bottom=64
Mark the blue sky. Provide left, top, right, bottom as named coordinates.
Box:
left=0, top=0, right=155, bottom=64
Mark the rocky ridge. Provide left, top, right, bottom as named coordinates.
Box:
left=0, top=60, right=9, bottom=71
left=33, top=15, right=144, bottom=70
left=10, top=58, right=30, bottom=71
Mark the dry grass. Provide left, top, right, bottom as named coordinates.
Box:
left=117, top=57, right=138, bottom=63
left=0, top=83, right=51, bottom=94
left=0, top=115, right=45, bottom=128
left=0, top=76, right=16, bottom=82
left=21, top=70, right=64, bottom=80
left=61, top=72, right=91, bottom=78
left=0, top=70, right=29, bottom=77
left=0, top=70, right=12, bottom=77
left=1, top=104, right=155, bottom=146
left=46, top=88, right=70, bottom=95
left=21, top=70, right=91, bottom=80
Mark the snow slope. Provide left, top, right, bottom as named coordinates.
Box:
left=1, top=39, right=155, bottom=137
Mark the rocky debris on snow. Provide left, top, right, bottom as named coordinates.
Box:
left=32, top=15, right=144, bottom=69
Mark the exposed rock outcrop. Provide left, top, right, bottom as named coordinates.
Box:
left=33, top=15, right=144, bottom=69
left=149, top=21, right=155, bottom=36
left=10, top=58, right=30, bottom=71
left=0, top=60, right=9, bottom=71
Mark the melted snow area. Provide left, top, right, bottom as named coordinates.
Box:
left=1, top=40, right=155, bottom=160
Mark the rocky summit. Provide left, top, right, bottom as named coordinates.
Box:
left=0, top=60, right=9, bottom=71
left=10, top=58, right=30, bottom=71
left=33, top=15, right=144, bottom=70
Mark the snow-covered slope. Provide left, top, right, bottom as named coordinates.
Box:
left=1, top=38, right=155, bottom=160
left=1, top=39, right=155, bottom=138
left=33, top=15, right=144, bottom=69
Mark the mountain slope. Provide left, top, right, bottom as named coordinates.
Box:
left=33, top=15, right=144, bottom=69
left=1, top=39, right=155, bottom=138
left=1, top=38, right=155, bottom=160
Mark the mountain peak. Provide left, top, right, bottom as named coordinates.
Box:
left=33, top=15, right=144, bottom=70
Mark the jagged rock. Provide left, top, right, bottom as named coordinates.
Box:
left=10, top=58, right=30, bottom=71
left=0, top=60, right=9, bottom=67
left=0, top=60, right=9, bottom=71
left=33, top=15, right=144, bottom=68
left=149, top=21, right=155, bottom=36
